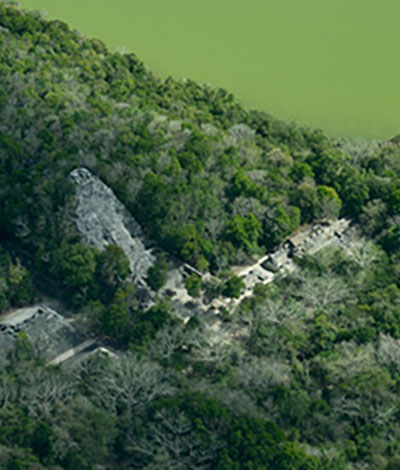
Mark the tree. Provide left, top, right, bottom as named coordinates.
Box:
left=295, top=272, right=350, bottom=313
left=128, top=408, right=218, bottom=470
left=184, top=273, right=202, bottom=297
left=130, top=393, right=318, bottom=470
left=262, top=204, right=300, bottom=249
left=234, top=356, right=291, bottom=393
left=291, top=183, right=320, bottom=224
left=224, top=213, right=262, bottom=253
left=341, top=173, right=370, bottom=218
left=387, top=456, right=400, bottom=470
left=290, top=161, right=315, bottom=183
left=102, top=284, right=135, bottom=342
left=51, top=398, right=115, bottom=470
left=0, top=247, right=35, bottom=312
left=271, top=442, right=319, bottom=470
left=0, top=449, right=44, bottom=470
left=95, top=244, right=130, bottom=301
left=58, top=243, right=97, bottom=290
left=387, top=185, right=400, bottom=216
left=228, top=170, right=265, bottom=200
left=146, top=254, right=169, bottom=292
left=18, top=368, right=74, bottom=420
left=222, top=274, right=245, bottom=299
left=317, top=185, right=342, bottom=219
left=148, top=325, right=185, bottom=363
left=381, top=224, right=400, bottom=254
left=184, top=323, right=233, bottom=369
left=359, top=199, right=387, bottom=236
left=202, top=278, right=223, bottom=303
left=84, top=353, right=174, bottom=418
left=182, top=130, right=212, bottom=164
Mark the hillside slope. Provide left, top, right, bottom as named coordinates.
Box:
left=2, top=3, right=400, bottom=470
left=2, top=2, right=400, bottom=278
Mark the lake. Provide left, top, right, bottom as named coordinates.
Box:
left=19, top=0, right=400, bottom=139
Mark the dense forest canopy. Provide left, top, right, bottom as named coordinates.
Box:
left=2, top=2, right=400, bottom=469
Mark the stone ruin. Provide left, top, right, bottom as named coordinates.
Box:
left=0, top=304, right=117, bottom=368
left=68, top=168, right=363, bottom=317
left=69, top=168, right=211, bottom=316
left=69, top=168, right=156, bottom=287
left=227, top=217, right=360, bottom=306
left=0, top=173, right=365, bottom=369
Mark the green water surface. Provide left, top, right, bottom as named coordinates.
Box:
left=19, top=0, right=400, bottom=139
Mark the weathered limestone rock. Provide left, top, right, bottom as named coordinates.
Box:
left=69, top=168, right=155, bottom=286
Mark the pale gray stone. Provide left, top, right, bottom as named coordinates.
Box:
left=69, top=168, right=155, bottom=286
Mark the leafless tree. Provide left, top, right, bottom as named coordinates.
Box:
left=14, top=216, right=31, bottom=238
left=0, top=375, right=17, bottom=410
left=148, top=325, right=185, bottom=362
left=377, top=333, right=400, bottom=370
left=228, top=124, right=255, bottom=145
left=352, top=241, right=381, bottom=271
left=183, top=323, right=233, bottom=366
left=83, top=353, right=174, bottom=417
left=295, top=272, right=350, bottom=313
left=18, top=368, right=75, bottom=419
left=233, top=355, right=291, bottom=392
left=128, top=408, right=220, bottom=470
left=349, top=462, right=371, bottom=470
left=323, top=341, right=375, bottom=385
left=339, top=138, right=380, bottom=167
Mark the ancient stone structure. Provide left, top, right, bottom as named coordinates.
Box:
left=0, top=209, right=363, bottom=367
left=226, top=218, right=359, bottom=306
left=70, top=168, right=156, bottom=286
left=0, top=304, right=116, bottom=367
left=68, top=168, right=362, bottom=316
left=0, top=305, right=83, bottom=362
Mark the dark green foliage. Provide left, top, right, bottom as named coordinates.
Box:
left=99, top=281, right=175, bottom=347
left=222, top=274, right=246, bottom=298
left=262, top=204, right=300, bottom=250
left=95, top=245, right=131, bottom=300
left=131, top=393, right=317, bottom=470
left=0, top=246, right=35, bottom=313
left=146, top=254, right=169, bottom=292
left=291, top=183, right=320, bottom=224
left=58, top=401, right=115, bottom=470
left=228, top=170, right=266, bottom=201
left=317, top=185, right=342, bottom=219
left=59, top=243, right=98, bottom=289
left=129, top=300, right=176, bottom=347
left=184, top=273, right=202, bottom=297
left=102, top=285, right=134, bottom=342
left=224, top=213, right=263, bottom=253
left=381, top=224, right=400, bottom=254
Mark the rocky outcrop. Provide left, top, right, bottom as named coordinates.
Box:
left=69, top=168, right=155, bottom=286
